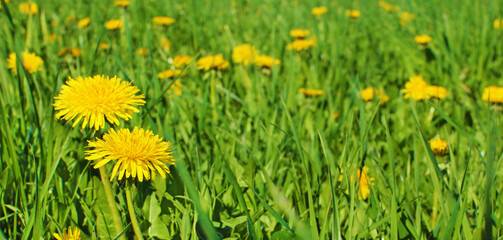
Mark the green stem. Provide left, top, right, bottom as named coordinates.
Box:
left=210, top=71, right=217, bottom=123
left=99, top=167, right=125, bottom=240
left=126, top=181, right=143, bottom=240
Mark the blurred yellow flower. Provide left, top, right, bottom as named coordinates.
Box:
left=99, top=42, right=110, bottom=50
left=167, top=80, right=183, bottom=98
left=86, top=127, right=175, bottom=182
left=196, top=54, right=229, bottom=71
left=346, top=9, right=360, bottom=18
left=494, top=19, right=502, bottom=29
left=77, top=18, right=91, bottom=28
left=157, top=69, right=185, bottom=79
left=312, top=6, right=328, bottom=16
left=254, top=55, right=281, bottom=68
left=414, top=34, right=432, bottom=45
left=333, top=112, right=339, bottom=119
left=114, top=0, right=130, bottom=7
left=399, top=11, right=415, bottom=26
left=287, top=38, right=317, bottom=51
left=429, top=138, right=448, bottom=156
left=338, top=166, right=374, bottom=200
left=482, top=86, right=503, bottom=103
left=426, top=85, right=448, bottom=99
left=160, top=38, right=171, bottom=51
left=57, top=48, right=82, bottom=58
left=152, top=16, right=176, bottom=26
left=379, top=1, right=398, bottom=12
left=105, top=19, right=123, bottom=30
left=173, top=55, right=193, bottom=68
left=53, top=227, right=81, bottom=240
left=403, top=75, right=429, bottom=100
left=289, top=29, right=310, bottom=38
left=232, top=44, right=258, bottom=66
left=137, top=48, right=149, bottom=56
left=299, top=88, right=324, bottom=97
left=361, top=87, right=390, bottom=103
left=53, top=75, right=145, bottom=130
left=19, top=2, right=38, bottom=15
left=6, top=52, right=43, bottom=74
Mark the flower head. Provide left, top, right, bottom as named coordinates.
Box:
left=167, top=80, right=182, bottom=98
left=426, top=85, right=448, bottom=99
left=157, top=69, right=185, bottom=79
left=160, top=38, right=171, bottom=51
left=402, top=75, right=429, bottom=100
left=414, top=34, right=432, bottom=45
left=482, top=86, right=503, bottom=103
left=286, top=38, right=317, bottom=51
left=289, top=29, right=310, bottom=39
left=196, top=54, right=229, bottom=71
left=254, top=55, right=281, bottom=68
left=429, top=138, right=448, bottom=156
left=137, top=48, right=149, bottom=56
left=19, top=2, right=38, bottom=15
left=312, top=6, right=328, bottom=16
left=113, top=0, right=130, bottom=7
left=77, top=18, right=90, bottom=28
left=85, top=127, right=176, bottom=182
left=361, top=87, right=390, bottom=103
left=53, top=227, right=81, bottom=240
left=57, top=48, right=81, bottom=58
left=105, top=19, right=123, bottom=30
left=346, top=9, right=360, bottom=18
left=7, top=52, right=43, bottom=74
left=379, top=1, right=398, bottom=12
left=173, top=55, right=192, bottom=68
left=152, top=16, right=176, bottom=26
left=53, top=75, right=145, bottom=130
left=399, top=11, right=415, bottom=26
left=299, top=88, right=324, bottom=97
left=494, top=19, right=503, bottom=29
left=99, top=42, right=110, bottom=50
left=338, top=166, right=374, bottom=200
left=232, top=44, right=258, bottom=66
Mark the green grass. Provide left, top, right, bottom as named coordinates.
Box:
left=1, top=0, right=503, bottom=239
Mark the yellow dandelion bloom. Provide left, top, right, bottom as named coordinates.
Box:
left=85, top=127, right=176, bottom=182
left=299, top=88, right=324, bottom=97
left=379, top=1, right=398, bottom=12
left=196, top=54, right=229, bottom=71
left=152, top=16, right=176, bottom=26
left=57, top=48, right=81, bottom=58
left=53, top=227, right=81, bottom=240
left=312, top=6, right=328, bottom=16
left=399, top=11, right=415, bottom=26
left=286, top=38, right=317, bottom=51
left=137, top=48, right=149, bottom=56
left=360, top=87, right=375, bottom=102
left=157, top=69, right=185, bottom=79
left=429, top=138, right=448, bottom=156
left=77, top=18, right=90, bottom=28
left=167, top=80, right=183, bottom=98
left=289, top=29, right=310, bottom=39
left=338, top=166, right=374, bottom=200
left=49, top=34, right=58, bottom=42
left=346, top=9, right=360, bottom=18
left=104, top=19, right=123, bottom=30
left=403, top=75, right=429, bottom=100
left=160, top=38, right=171, bottom=51
left=6, top=52, right=43, bottom=74
left=254, top=55, right=281, bottom=68
left=482, top=86, right=503, bottom=103
left=53, top=75, right=145, bottom=130
left=173, top=55, right=192, bottom=68
left=426, top=85, right=448, bottom=99
left=494, top=19, right=502, bottom=29
left=99, top=42, right=110, bottom=50
left=113, top=0, right=130, bottom=7
left=414, top=34, right=432, bottom=45
left=19, top=2, right=38, bottom=15
left=232, top=44, right=258, bottom=66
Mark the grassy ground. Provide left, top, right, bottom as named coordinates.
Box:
left=1, top=0, right=503, bottom=239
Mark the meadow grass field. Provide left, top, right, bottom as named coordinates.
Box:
left=1, top=0, right=503, bottom=239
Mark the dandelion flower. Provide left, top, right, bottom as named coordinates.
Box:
left=19, top=2, right=38, bottom=15
left=287, top=38, right=317, bottom=51
left=105, top=19, right=123, bottom=30
left=57, top=48, right=82, bottom=58
left=53, top=75, right=145, bottom=130
left=346, top=9, right=360, bottom=19
left=360, top=87, right=375, bottom=102
left=482, top=86, right=503, bottom=103
left=152, top=16, right=176, bottom=26
left=77, top=18, right=91, bottom=28
left=196, top=54, right=229, bottom=71
left=137, top=48, right=149, bottom=56
left=160, top=38, right=171, bottom=51
left=173, top=55, right=192, bottom=68
left=254, top=55, right=281, bottom=68
left=157, top=69, right=185, bottom=79
left=99, top=42, right=110, bottom=50
left=289, top=29, right=310, bottom=39
left=232, top=44, right=257, bottom=66
left=85, top=127, right=176, bottom=182
left=494, top=19, right=502, bottom=29
left=299, top=88, right=324, bottom=97
left=114, top=0, right=130, bottom=7
left=6, top=52, right=43, bottom=74
left=312, top=6, right=328, bottom=16
left=399, top=11, right=415, bottom=26
left=403, top=75, right=429, bottom=100
left=338, top=166, right=374, bottom=200
left=426, top=85, right=448, bottom=99
left=53, top=227, right=81, bottom=240
left=167, top=80, right=182, bottom=98
left=379, top=1, right=398, bottom=12
left=429, top=138, right=448, bottom=156
left=414, top=34, right=432, bottom=45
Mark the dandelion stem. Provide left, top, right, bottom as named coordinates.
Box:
left=99, top=167, right=125, bottom=240
left=210, top=70, right=217, bottom=123
left=126, top=181, right=144, bottom=240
